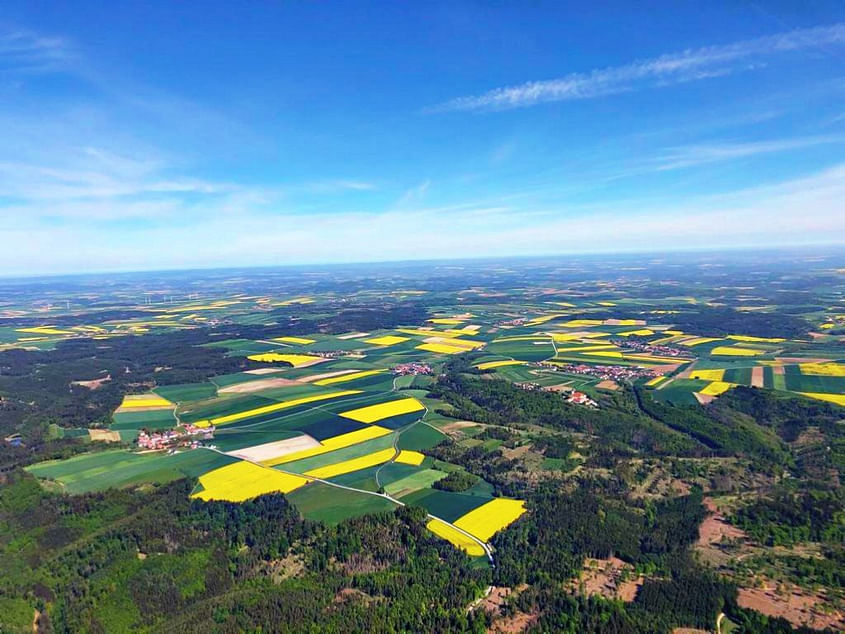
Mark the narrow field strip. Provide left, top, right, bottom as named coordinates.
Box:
left=261, top=425, right=393, bottom=466
left=339, top=397, right=425, bottom=423
left=195, top=390, right=361, bottom=428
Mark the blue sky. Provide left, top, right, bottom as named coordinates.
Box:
left=2, top=2, right=845, bottom=274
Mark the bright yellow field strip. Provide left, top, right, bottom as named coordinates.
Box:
left=646, top=376, right=667, bottom=387
left=340, top=397, right=425, bottom=423
left=799, top=363, right=845, bottom=376
left=699, top=381, right=734, bottom=396
left=119, top=394, right=173, bottom=409
left=820, top=323, right=835, bottom=330
left=606, top=319, right=640, bottom=325
left=798, top=392, right=845, bottom=406
left=598, top=301, right=616, bottom=306
left=191, top=461, right=308, bottom=502
left=562, top=319, right=603, bottom=327
left=552, top=301, right=575, bottom=307
left=584, top=350, right=624, bottom=358
left=304, top=448, right=396, bottom=479
left=195, top=390, right=361, bottom=428
left=665, top=330, right=684, bottom=335
left=618, top=329, right=655, bottom=337
left=246, top=353, right=324, bottom=366
left=453, top=498, right=527, bottom=542
left=426, top=519, right=486, bottom=557
left=548, top=333, right=582, bottom=342
left=476, top=360, right=523, bottom=370
left=313, top=370, right=386, bottom=386
left=625, top=354, right=687, bottom=364
left=690, top=369, right=725, bottom=381
left=396, top=328, right=463, bottom=338
left=262, top=425, right=393, bottom=466
left=424, top=337, right=484, bottom=350
left=555, top=344, right=617, bottom=352
left=416, top=342, right=467, bottom=354
left=444, top=328, right=480, bottom=336
left=16, top=326, right=74, bottom=335
left=428, top=318, right=466, bottom=325
left=526, top=314, right=566, bottom=325
left=395, top=450, right=425, bottom=466
left=364, top=335, right=410, bottom=346
left=711, top=346, right=764, bottom=357
left=681, top=337, right=723, bottom=346
left=273, top=336, right=316, bottom=345
left=727, top=335, right=785, bottom=343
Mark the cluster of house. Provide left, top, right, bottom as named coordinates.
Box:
left=514, top=381, right=599, bottom=408
left=392, top=362, right=433, bottom=376
left=547, top=362, right=655, bottom=382
left=136, top=423, right=214, bottom=451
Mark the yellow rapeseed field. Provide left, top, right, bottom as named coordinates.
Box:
left=191, top=461, right=308, bottom=502
left=246, top=353, right=323, bottom=366
left=340, top=397, right=425, bottom=423
left=119, top=394, right=173, bottom=409
left=453, top=498, right=526, bottom=542
left=416, top=342, right=467, bottom=354
left=690, top=369, right=725, bottom=381
left=710, top=346, right=764, bottom=357
left=645, top=376, right=667, bottom=387
left=476, top=360, right=523, bottom=370
left=562, top=319, right=603, bottom=327
left=273, top=336, right=316, bottom=345
left=424, top=337, right=483, bottom=350
left=555, top=344, right=617, bottom=352
left=262, top=425, right=393, bottom=466
left=426, top=519, right=486, bottom=556
left=798, top=393, right=845, bottom=406
left=364, top=335, right=410, bottom=346
left=16, top=326, right=74, bottom=335
left=584, top=350, right=624, bottom=358
left=304, top=448, right=396, bottom=479
left=395, top=450, right=425, bottom=466
left=194, top=390, right=360, bottom=428
left=699, top=381, right=733, bottom=396
left=798, top=363, right=845, bottom=377
left=618, top=329, right=655, bottom=337
left=526, top=314, right=566, bottom=325
left=548, top=333, right=581, bottom=342
left=314, top=370, right=386, bottom=386
left=727, top=335, right=785, bottom=343
left=681, top=337, right=723, bottom=346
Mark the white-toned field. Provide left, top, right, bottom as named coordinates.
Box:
left=226, top=435, right=321, bottom=462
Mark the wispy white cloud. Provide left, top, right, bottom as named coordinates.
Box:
left=0, top=28, right=73, bottom=74
left=653, top=134, right=845, bottom=170
left=429, top=23, right=845, bottom=112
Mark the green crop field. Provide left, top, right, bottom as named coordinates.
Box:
left=286, top=482, right=396, bottom=524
